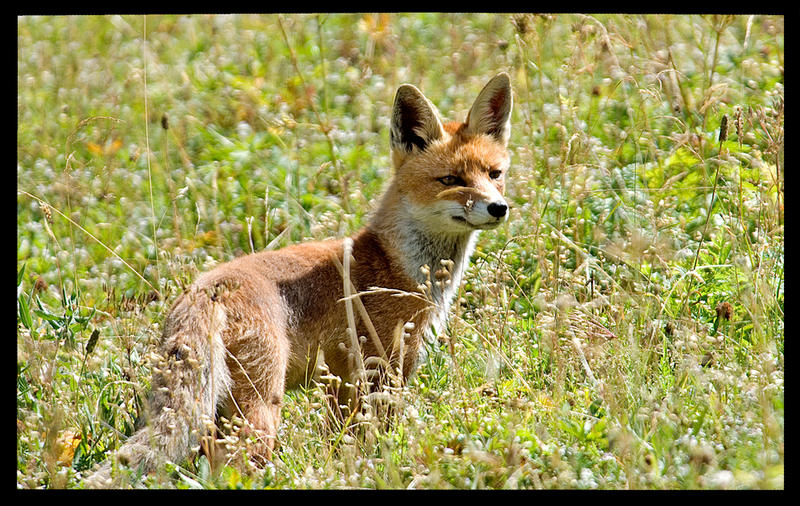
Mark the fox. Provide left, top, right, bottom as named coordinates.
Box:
left=86, top=72, right=513, bottom=487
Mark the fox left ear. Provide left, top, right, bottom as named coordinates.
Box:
left=390, top=84, right=445, bottom=155
left=465, top=72, right=513, bottom=146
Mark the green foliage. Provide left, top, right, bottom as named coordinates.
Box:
left=18, top=14, right=782, bottom=489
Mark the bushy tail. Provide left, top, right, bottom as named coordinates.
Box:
left=85, top=290, right=231, bottom=488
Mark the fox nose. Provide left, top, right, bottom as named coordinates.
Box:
left=487, top=201, right=508, bottom=218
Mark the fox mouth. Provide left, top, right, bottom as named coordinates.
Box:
left=451, top=215, right=504, bottom=230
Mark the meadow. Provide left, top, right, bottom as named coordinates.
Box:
left=17, top=14, right=783, bottom=489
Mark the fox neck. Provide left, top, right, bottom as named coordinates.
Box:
left=367, top=187, right=478, bottom=325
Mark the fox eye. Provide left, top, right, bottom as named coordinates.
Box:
left=438, top=175, right=460, bottom=186
left=489, top=169, right=503, bottom=179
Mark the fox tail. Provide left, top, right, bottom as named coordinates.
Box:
left=85, top=290, right=231, bottom=488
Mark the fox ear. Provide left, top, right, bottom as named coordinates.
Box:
left=465, top=72, right=513, bottom=146
left=390, top=84, right=445, bottom=154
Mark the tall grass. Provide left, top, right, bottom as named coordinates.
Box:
left=17, top=14, right=783, bottom=489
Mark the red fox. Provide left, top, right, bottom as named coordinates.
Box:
left=87, top=73, right=512, bottom=487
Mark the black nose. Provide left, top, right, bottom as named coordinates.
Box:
left=487, top=202, right=508, bottom=218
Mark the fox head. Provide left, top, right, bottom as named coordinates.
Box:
left=389, top=73, right=512, bottom=235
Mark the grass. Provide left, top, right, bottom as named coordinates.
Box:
left=17, top=13, right=783, bottom=489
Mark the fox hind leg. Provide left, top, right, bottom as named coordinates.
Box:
left=224, top=319, right=289, bottom=465
left=235, top=395, right=283, bottom=464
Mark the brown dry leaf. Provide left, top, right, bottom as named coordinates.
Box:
left=87, top=142, right=103, bottom=155
left=55, top=429, right=81, bottom=467
left=196, top=230, right=219, bottom=247
left=87, top=139, right=122, bottom=156
left=108, top=138, right=123, bottom=155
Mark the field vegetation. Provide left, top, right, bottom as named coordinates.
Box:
left=17, top=13, right=783, bottom=489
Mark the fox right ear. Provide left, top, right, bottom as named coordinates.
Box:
left=465, top=72, right=513, bottom=147
left=390, top=84, right=445, bottom=155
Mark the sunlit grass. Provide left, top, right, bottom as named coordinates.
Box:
left=18, top=13, right=782, bottom=489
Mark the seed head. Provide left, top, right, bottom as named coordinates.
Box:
left=33, top=276, right=48, bottom=294
left=511, top=14, right=532, bottom=35
left=715, top=301, right=733, bottom=321
left=41, top=202, right=53, bottom=224
left=718, top=114, right=728, bottom=143
left=735, top=107, right=743, bottom=147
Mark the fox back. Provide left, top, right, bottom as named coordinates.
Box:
left=86, top=73, right=513, bottom=487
